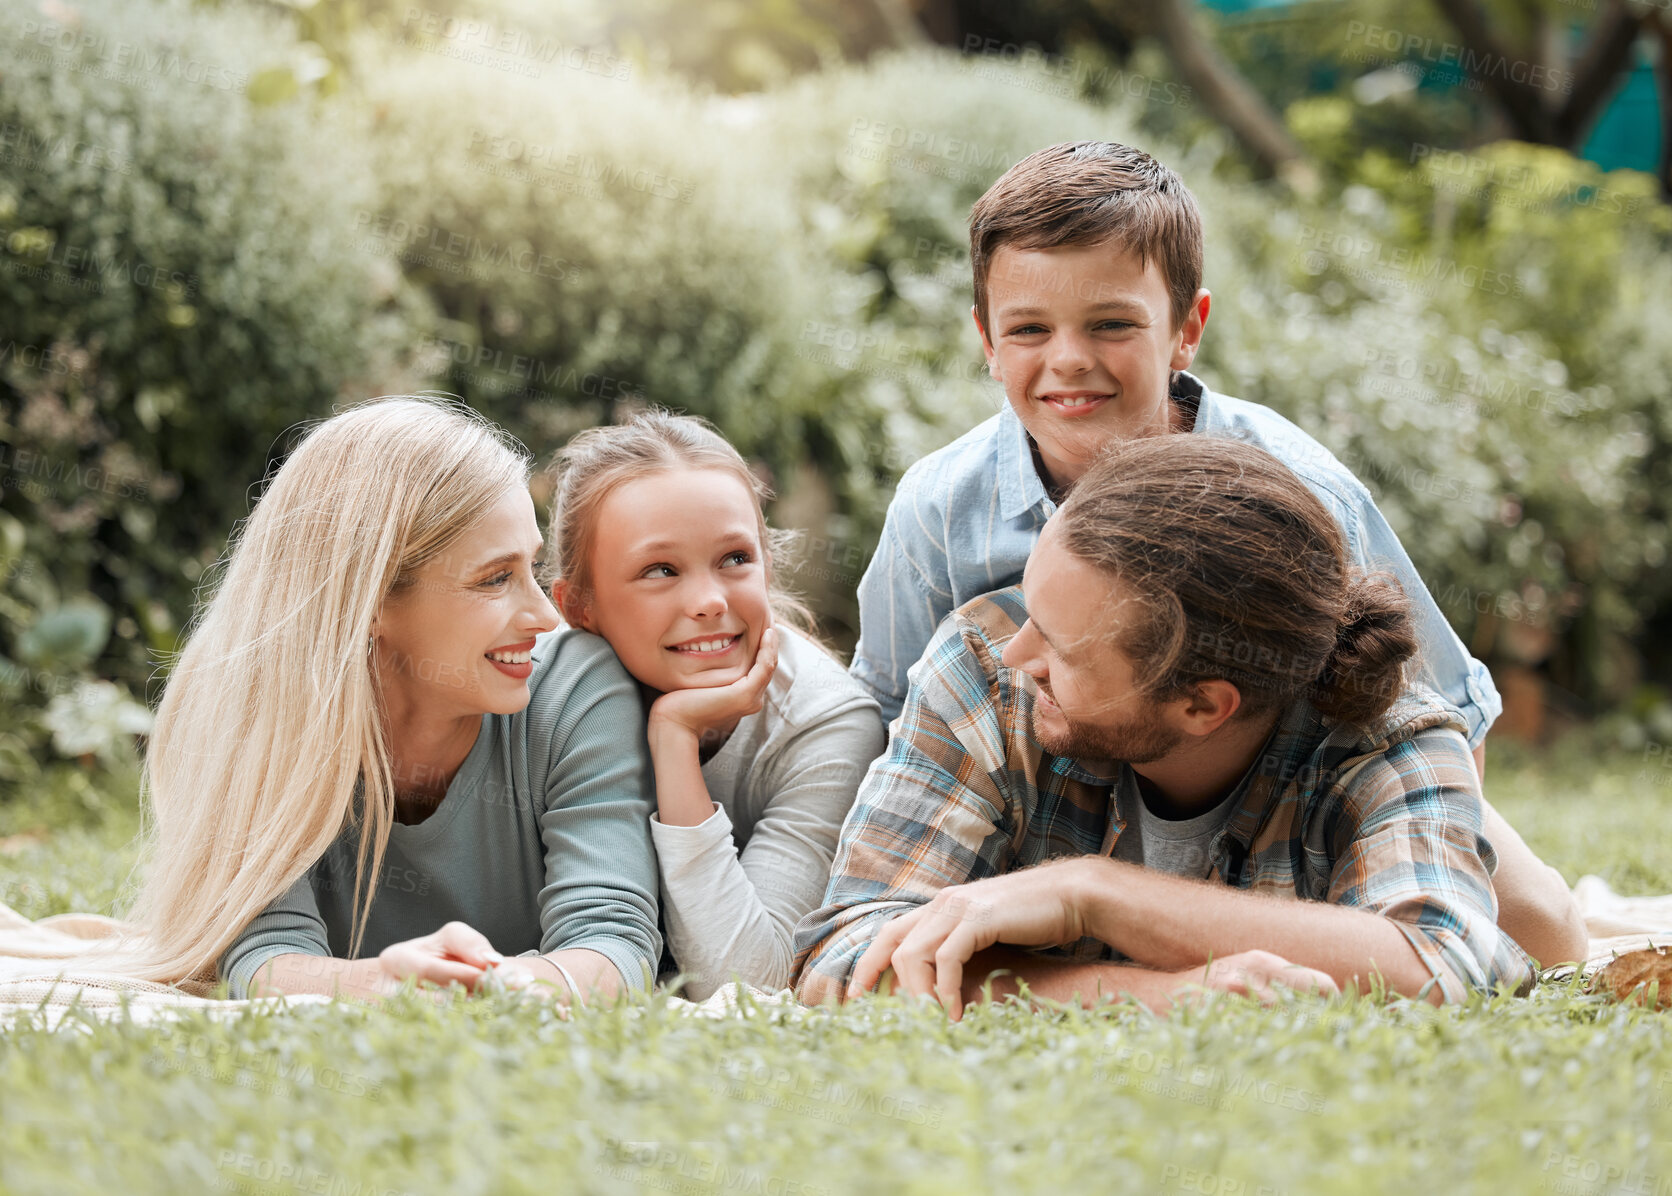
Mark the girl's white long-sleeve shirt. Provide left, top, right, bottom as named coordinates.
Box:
left=649, top=626, right=885, bottom=1000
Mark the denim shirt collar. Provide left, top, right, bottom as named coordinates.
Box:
left=995, top=404, right=1050, bottom=523
left=994, top=370, right=1214, bottom=524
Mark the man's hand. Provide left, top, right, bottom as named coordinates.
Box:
left=846, top=861, right=1092, bottom=1019
left=1182, top=950, right=1339, bottom=1004
left=377, top=920, right=503, bottom=992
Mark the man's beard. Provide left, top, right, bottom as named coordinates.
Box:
left=1033, top=685, right=1184, bottom=765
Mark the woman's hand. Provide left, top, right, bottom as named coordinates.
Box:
left=377, top=920, right=504, bottom=992
left=478, top=957, right=575, bottom=1013
left=646, top=626, right=778, bottom=751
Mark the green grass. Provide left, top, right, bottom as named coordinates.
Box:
left=0, top=761, right=142, bottom=920
left=0, top=740, right=1668, bottom=1196
left=1484, top=738, right=1672, bottom=896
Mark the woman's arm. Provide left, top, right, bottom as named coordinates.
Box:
left=218, top=873, right=334, bottom=999
left=516, top=947, right=625, bottom=1002
left=246, top=920, right=503, bottom=999
left=247, top=954, right=391, bottom=999
left=534, top=636, right=665, bottom=993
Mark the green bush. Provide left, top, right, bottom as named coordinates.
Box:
left=1268, top=129, right=1672, bottom=704
left=348, top=39, right=969, bottom=639
left=0, top=0, right=431, bottom=791
left=2, top=0, right=1668, bottom=796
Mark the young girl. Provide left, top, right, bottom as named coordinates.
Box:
left=548, top=411, right=886, bottom=1000
left=120, top=396, right=662, bottom=1003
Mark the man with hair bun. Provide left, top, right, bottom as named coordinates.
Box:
left=795, top=436, right=1537, bottom=1015
left=849, top=139, right=1584, bottom=969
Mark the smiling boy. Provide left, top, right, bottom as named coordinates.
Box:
left=847, top=141, right=1585, bottom=968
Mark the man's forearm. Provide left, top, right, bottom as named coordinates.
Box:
left=954, top=947, right=1192, bottom=1015
left=1071, top=859, right=1443, bottom=1002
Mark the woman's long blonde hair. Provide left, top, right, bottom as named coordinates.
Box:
left=122, top=396, right=530, bottom=983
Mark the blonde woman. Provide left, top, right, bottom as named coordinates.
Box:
left=123, top=397, right=661, bottom=1002
left=548, top=411, right=885, bottom=1000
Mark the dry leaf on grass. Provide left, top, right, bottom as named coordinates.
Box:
left=1587, top=946, right=1672, bottom=1009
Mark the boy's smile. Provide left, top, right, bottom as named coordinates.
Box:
left=976, top=241, right=1208, bottom=493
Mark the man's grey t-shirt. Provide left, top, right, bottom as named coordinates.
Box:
left=1111, top=777, right=1237, bottom=880
left=218, top=629, right=662, bottom=999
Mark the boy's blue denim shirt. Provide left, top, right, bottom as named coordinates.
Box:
left=849, top=370, right=1503, bottom=745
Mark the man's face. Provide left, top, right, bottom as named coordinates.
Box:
left=1000, top=520, right=1183, bottom=764
left=976, top=241, right=1207, bottom=492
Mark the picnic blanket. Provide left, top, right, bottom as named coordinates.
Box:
left=1564, top=874, right=1672, bottom=972
left=0, top=902, right=275, bottom=1025
left=2, top=876, right=1668, bottom=1024
left=0, top=900, right=786, bottom=1026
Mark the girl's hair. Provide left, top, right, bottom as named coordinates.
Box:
left=120, top=396, right=531, bottom=983
left=1056, top=435, right=1419, bottom=729
left=546, top=408, right=819, bottom=643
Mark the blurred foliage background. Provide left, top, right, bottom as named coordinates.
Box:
left=0, top=0, right=1668, bottom=810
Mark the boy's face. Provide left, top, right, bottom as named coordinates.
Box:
left=975, top=241, right=1208, bottom=493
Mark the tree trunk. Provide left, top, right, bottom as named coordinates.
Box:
left=1554, top=0, right=1648, bottom=147
left=868, top=0, right=936, bottom=49
left=1653, top=15, right=1672, bottom=201
left=906, top=0, right=962, bottom=46
left=1140, top=0, right=1314, bottom=185
left=1430, top=0, right=1644, bottom=150
left=1428, top=0, right=1557, bottom=140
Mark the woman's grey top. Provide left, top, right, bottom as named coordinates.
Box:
left=218, top=629, right=662, bottom=999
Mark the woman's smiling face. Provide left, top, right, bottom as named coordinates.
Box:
left=574, top=467, right=771, bottom=694
left=372, top=485, right=559, bottom=719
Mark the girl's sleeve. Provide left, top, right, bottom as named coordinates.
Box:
left=652, top=700, right=886, bottom=999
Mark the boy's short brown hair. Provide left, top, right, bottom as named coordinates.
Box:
left=970, top=141, right=1203, bottom=334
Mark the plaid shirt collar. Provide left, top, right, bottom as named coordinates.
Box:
left=995, top=589, right=1469, bottom=872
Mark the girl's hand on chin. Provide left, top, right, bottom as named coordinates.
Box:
left=647, top=626, right=778, bottom=746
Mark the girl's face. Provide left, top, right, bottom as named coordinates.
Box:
left=373, top=486, right=559, bottom=720
left=572, top=467, right=772, bottom=694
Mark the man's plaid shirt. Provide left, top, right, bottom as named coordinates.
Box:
left=793, top=587, right=1535, bottom=1005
